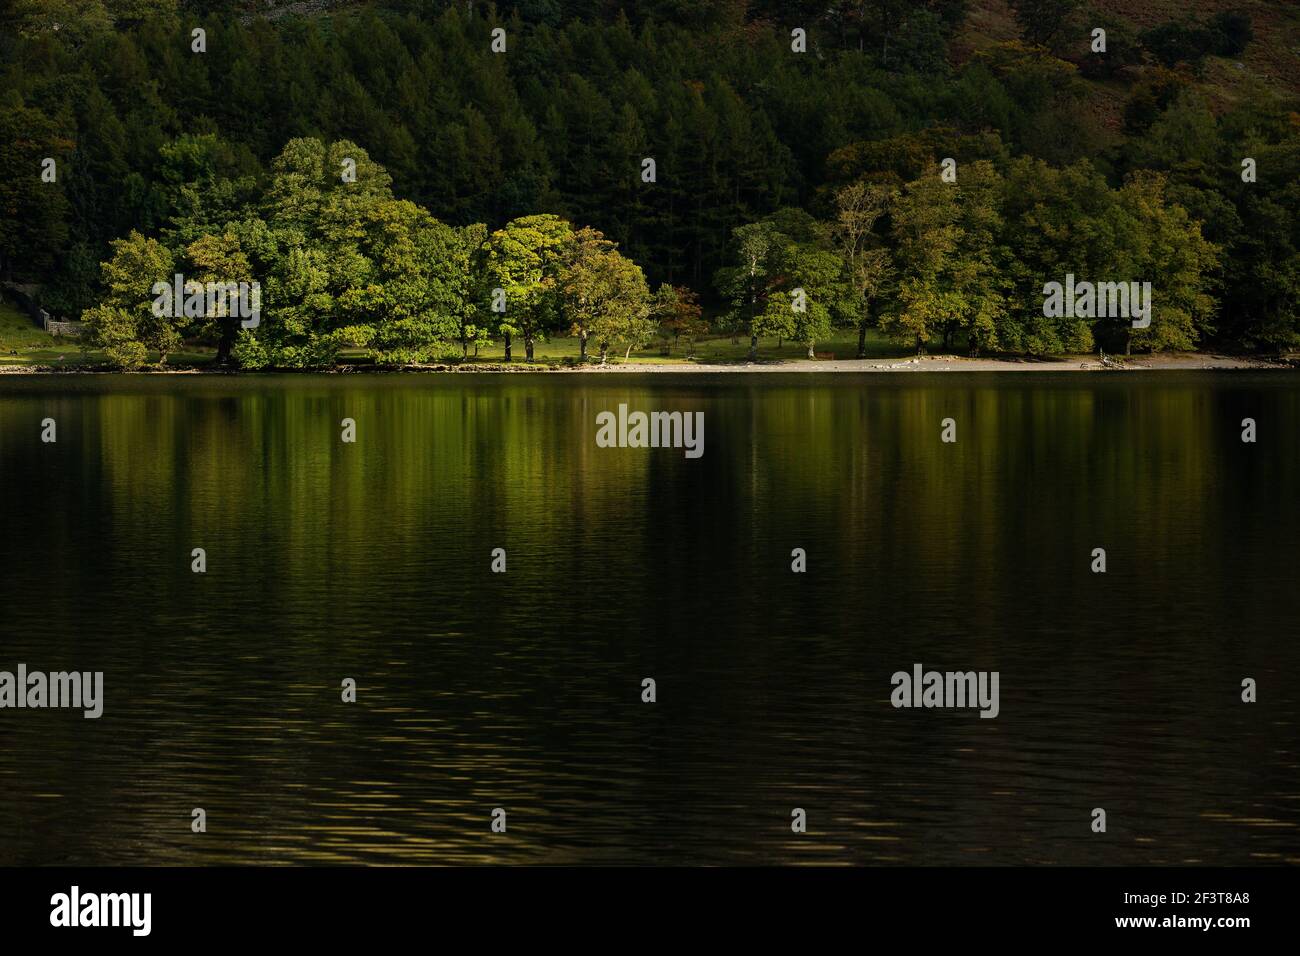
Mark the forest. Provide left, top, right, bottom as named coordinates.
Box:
left=1, top=0, right=1297, bottom=367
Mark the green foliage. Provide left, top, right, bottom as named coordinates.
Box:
left=10, top=1, right=113, bottom=44
left=1007, top=0, right=1084, bottom=52
left=185, top=230, right=254, bottom=364
left=654, top=284, right=707, bottom=351
left=1118, top=172, right=1220, bottom=353
left=831, top=181, right=895, bottom=356
left=884, top=162, right=1007, bottom=355
left=42, top=242, right=102, bottom=319
left=1123, top=68, right=1195, bottom=136
left=484, top=214, right=573, bottom=360
left=716, top=208, right=849, bottom=357
left=714, top=220, right=780, bottom=359
left=83, top=231, right=179, bottom=367
left=560, top=227, right=653, bottom=362
left=1079, top=17, right=1143, bottom=81
left=999, top=158, right=1110, bottom=354
left=1, top=2, right=1295, bottom=365
left=1208, top=11, right=1253, bottom=57
left=0, top=104, right=72, bottom=281
left=1140, top=22, right=1217, bottom=70
left=1138, top=10, right=1253, bottom=70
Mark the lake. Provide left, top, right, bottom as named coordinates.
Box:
left=0, top=372, right=1296, bottom=865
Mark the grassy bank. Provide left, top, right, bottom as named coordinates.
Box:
left=2, top=303, right=1292, bottom=373
left=0, top=320, right=914, bottom=369
left=0, top=300, right=65, bottom=363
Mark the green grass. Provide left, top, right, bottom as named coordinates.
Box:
left=0, top=301, right=220, bottom=368
left=416, top=328, right=913, bottom=367
left=0, top=298, right=101, bottom=367
left=0, top=299, right=63, bottom=359
left=0, top=307, right=912, bottom=370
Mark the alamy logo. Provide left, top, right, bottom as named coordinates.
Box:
left=1043, top=273, right=1151, bottom=328
left=891, top=664, right=1000, bottom=719
left=152, top=273, right=261, bottom=328
left=50, top=886, right=151, bottom=936
left=596, top=404, right=704, bottom=459
left=0, top=665, right=103, bottom=718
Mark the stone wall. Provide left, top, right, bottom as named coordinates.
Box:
left=2, top=283, right=85, bottom=337
left=44, top=315, right=86, bottom=337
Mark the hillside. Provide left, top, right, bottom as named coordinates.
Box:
left=2, top=0, right=1297, bottom=365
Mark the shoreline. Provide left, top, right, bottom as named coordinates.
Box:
left=1, top=353, right=1293, bottom=375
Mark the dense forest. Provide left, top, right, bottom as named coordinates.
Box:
left=1, top=0, right=1298, bottom=366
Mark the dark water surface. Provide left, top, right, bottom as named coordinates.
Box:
left=0, top=371, right=1297, bottom=865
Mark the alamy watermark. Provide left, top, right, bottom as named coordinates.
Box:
left=595, top=404, right=704, bottom=459
left=0, top=664, right=103, bottom=718
left=152, top=273, right=261, bottom=328
left=891, top=663, right=1000, bottom=719
left=1043, top=273, right=1151, bottom=328
left=50, top=886, right=150, bottom=936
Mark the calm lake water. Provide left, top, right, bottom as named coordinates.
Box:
left=0, top=372, right=1297, bottom=866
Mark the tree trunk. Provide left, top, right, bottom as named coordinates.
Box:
left=806, top=341, right=815, bottom=359
left=525, top=337, right=534, bottom=362
left=579, top=331, right=588, bottom=362
left=857, top=321, right=868, bottom=359
left=503, top=331, right=511, bottom=362
left=216, top=318, right=236, bottom=365
left=748, top=333, right=757, bottom=361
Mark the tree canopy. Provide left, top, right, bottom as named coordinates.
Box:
left=1, top=1, right=1295, bottom=364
